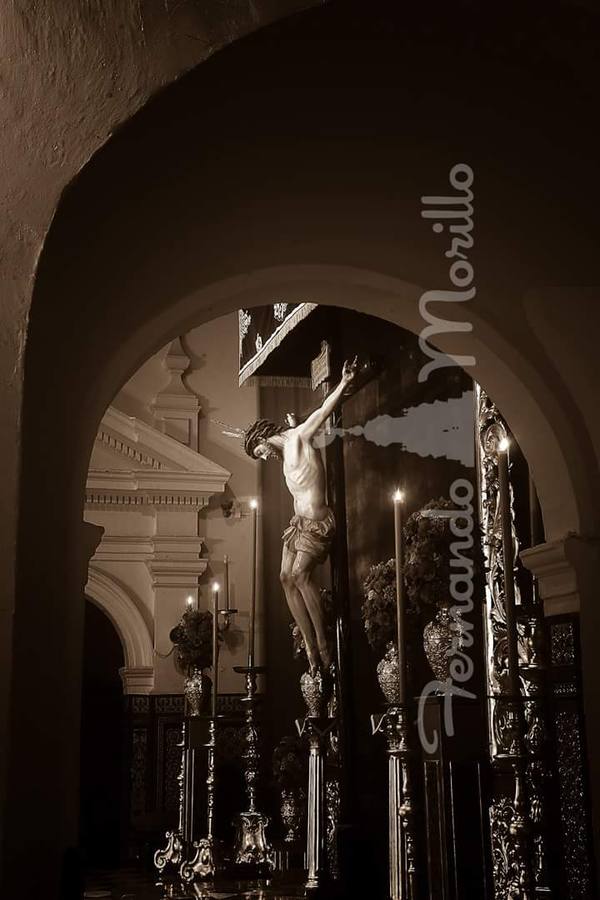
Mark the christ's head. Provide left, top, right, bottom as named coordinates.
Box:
left=244, top=419, right=286, bottom=461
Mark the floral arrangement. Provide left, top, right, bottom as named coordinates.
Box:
left=404, top=497, right=484, bottom=614
left=361, top=558, right=398, bottom=654
left=362, top=497, right=484, bottom=653
left=403, top=498, right=457, bottom=613
left=272, top=735, right=308, bottom=791
left=169, top=608, right=220, bottom=676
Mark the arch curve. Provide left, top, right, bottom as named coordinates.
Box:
left=86, top=566, right=154, bottom=671
left=86, top=263, right=590, bottom=542
left=7, top=6, right=600, bottom=896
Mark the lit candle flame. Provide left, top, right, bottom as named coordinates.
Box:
left=186, top=596, right=194, bottom=608
left=250, top=498, right=258, bottom=510
left=499, top=437, right=510, bottom=452
left=393, top=489, right=404, bottom=503
left=212, top=581, right=219, bottom=593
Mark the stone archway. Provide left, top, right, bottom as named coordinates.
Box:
left=86, top=567, right=154, bottom=693
left=85, top=264, right=590, bottom=543
left=6, top=7, right=600, bottom=896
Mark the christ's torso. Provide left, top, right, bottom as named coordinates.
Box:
left=282, top=431, right=327, bottom=520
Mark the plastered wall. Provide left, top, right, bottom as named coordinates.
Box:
left=85, top=312, right=262, bottom=694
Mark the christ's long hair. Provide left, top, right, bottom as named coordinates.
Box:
left=244, top=419, right=286, bottom=459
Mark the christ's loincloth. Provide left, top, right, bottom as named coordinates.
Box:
left=282, top=507, right=336, bottom=565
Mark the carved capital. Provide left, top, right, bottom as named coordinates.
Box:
left=521, top=535, right=599, bottom=616
left=119, top=665, right=154, bottom=694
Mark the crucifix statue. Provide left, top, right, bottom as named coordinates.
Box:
left=243, top=357, right=357, bottom=673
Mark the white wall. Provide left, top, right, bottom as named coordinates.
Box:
left=85, top=312, right=262, bottom=694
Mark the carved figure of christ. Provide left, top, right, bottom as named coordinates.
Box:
left=245, top=358, right=357, bottom=672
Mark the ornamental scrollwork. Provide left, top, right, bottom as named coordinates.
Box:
left=154, top=830, right=184, bottom=874
left=555, top=709, right=592, bottom=898
left=551, top=621, right=576, bottom=667
left=489, top=797, right=528, bottom=900
left=273, top=302, right=288, bottom=321
left=326, top=776, right=341, bottom=880
left=238, top=309, right=251, bottom=356
left=478, top=387, right=523, bottom=707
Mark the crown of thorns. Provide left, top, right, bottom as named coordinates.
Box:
left=213, top=418, right=284, bottom=458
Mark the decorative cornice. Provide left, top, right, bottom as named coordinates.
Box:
left=96, top=427, right=162, bottom=469
left=146, top=535, right=208, bottom=587
left=521, top=539, right=579, bottom=615
left=93, top=534, right=205, bottom=563
left=87, top=405, right=230, bottom=510
left=92, top=535, right=154, bottom=562
left=147, top=558, right=208, bottom=589
left=120, top=666, right=155, bottom=695
left=85, top=489, right=212, bottom=510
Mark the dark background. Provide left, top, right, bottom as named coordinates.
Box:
left=259, top=306, right=484, bottom=893
left=80, top=601, right=125, bottom=868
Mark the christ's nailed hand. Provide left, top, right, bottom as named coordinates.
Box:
left=342, top=356, right=358, bottom=385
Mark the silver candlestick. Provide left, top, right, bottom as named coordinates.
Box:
left=154, top=722, right=193, bottom=898
left=180, top=715, right=219, bottom=883
left=296, top=668, right=336, bottom=894
left=179, top=597, right=236, bottom=887
left=232, top=665, right=275, bottom=871
left=372, top=703, right=418, bottom=900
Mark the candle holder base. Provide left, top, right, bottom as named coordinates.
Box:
left=371, top=703, right=418, bottom=900
left=154, top=831, right=189, bottom=900
left=179, top=835, right=218, bottom=884
left=231, top=662, right=274, bottom=874
left=233, top=810, right=276, bottom=871
left=154, top=830, right=184, bottom=874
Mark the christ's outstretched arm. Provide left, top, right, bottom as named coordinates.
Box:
left=296, top=356, right=358, bottom=442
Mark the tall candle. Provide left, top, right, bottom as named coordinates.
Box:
left=393, top=489, right=407, bottom=704
left=211, top=582, right=219, bottom=717
left=497, top=437, right=519, bottom=695
left=249, top=499, right=258, bottom=667
left=224, top=555, right=230, bottom=611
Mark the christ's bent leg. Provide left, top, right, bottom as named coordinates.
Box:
left=280, top=545, right=320, bottom=672
left=291, top=551, right=332, bottom=671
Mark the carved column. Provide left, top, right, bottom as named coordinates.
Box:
left=522, top=538, right=599, bottom=898
left=477, top=386, right=545, bottom=898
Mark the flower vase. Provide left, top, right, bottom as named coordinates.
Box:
left=423, top=604, right=455, bottom=681
left=376, top=642, right=403, bottom=705
left=300, top=669, right=326, bottom=717
left=183, top=666, right=209, bottom=716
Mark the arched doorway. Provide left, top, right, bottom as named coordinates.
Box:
left=8, top=5, right=600, bottom=895
left=72, top=304, right=592, bottom=900
left=80, top=600, right=125, bottom=869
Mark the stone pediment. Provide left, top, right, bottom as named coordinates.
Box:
left=87, top=406, right=230, bottom=509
